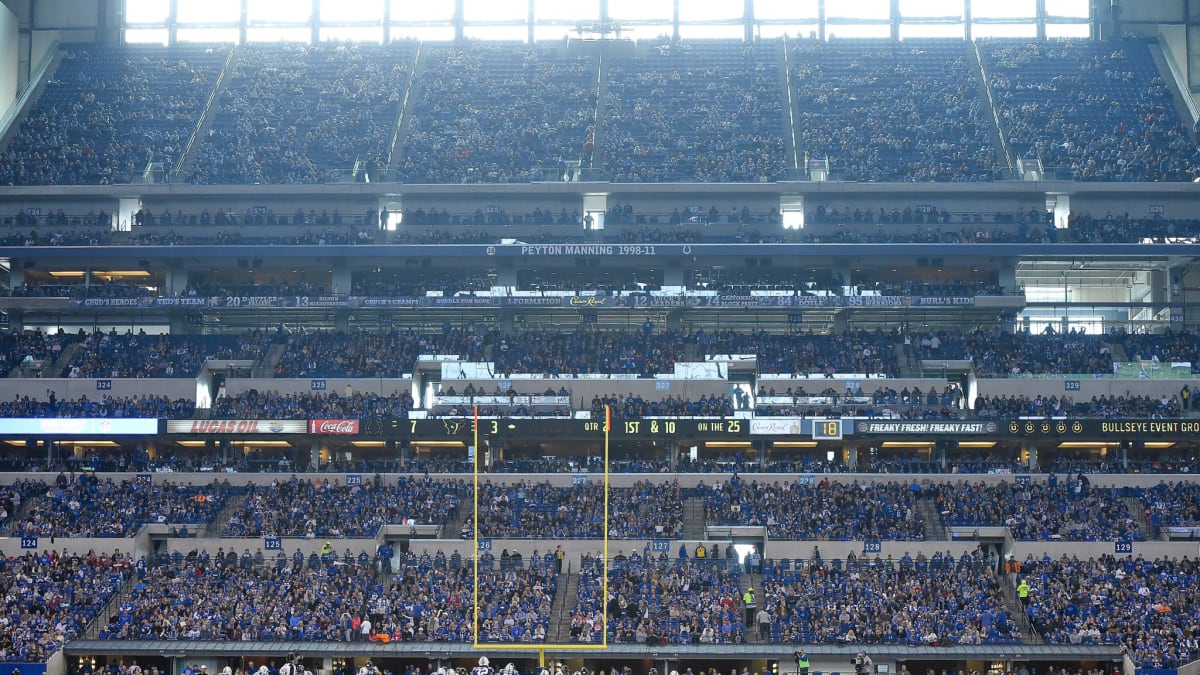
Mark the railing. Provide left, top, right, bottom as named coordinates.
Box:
left=171, top=45, right=238, bottom=183
left=0, top=40, right=60, bottom=147
left=973, top=40, right=1016, bottom=176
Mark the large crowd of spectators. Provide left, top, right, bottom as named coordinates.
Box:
left=98, top=554, right=377, bottom=640
left=1067, top=213, right=1200, bottom=244
left=1, top=38, right=1197, bottom=189
left=607, top=556, right=747, bottom=645
left=700, top=476, right=926, bottom=541
left=11, top=476, right=226, bottom=538
left=476, top=559, right=559, bottom=642
left=491, top=330, right=688, bottom=378
left=791, top=39, right=999, bottom=182
left=983, top=39, right=1197, bottom=182
left=973, top=393, right=1181, bottom=419
left=697, top=329, right=899, bottom=377
left=0, top=331, right=72, bottom=377
left=63, top=330, right=272, bottom=379
left=397, top=43, right=594, bottom=184
left=273, top=328, right=486, bottom=378
left=1139, top=481, right=1200, bottom=535
left=930, top=329, right=1115, bottom=376
left=476, top=480, right=606, bottom=539
left=1021, top=554, right=1200, bottom=667
left=603, top=41, right=786, bottom=183
left=0, top=549, right=131, bottom=660
left=931, top=479, right=1142, bottom=541
left=378, top=549, right=473, bottom=642
left=591, top=392, right=735, bottom=419
left=761, top=550, right=1017, bottom=644
left=0, top=47, right=227, bottom=186
left=0, top=394, right=194, bottom=419
left=210, top=390, right=413, bottom=420
left=223, top=476, right=466, bottom=538
left=188, top=42, right=415, bottom=184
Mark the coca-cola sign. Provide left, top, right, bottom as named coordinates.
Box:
left=308, top=419, right=360, bottom=435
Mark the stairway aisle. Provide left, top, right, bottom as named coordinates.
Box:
left=1123, top=496, right=1158, bottom=540
left=682, top=497, right=707, bottom=539
left=202, top=489, right=249, bottom=538
left=440, top=500, right=472, bottom=540
left=548, top=563, right=578, bottom=643
left=918, top=498, right=949, bottom=541
left=998, top=577, right=1044, bottom=645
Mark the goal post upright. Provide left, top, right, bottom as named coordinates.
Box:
left=470, top=405, right=611, bottom=652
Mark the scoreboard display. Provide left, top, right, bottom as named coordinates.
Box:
left=363, top=417, right=749, bottom=439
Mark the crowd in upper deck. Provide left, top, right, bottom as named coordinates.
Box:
left=0, top=38, right=1194, bottom=187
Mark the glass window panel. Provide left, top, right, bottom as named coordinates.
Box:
left=389, top=25, right=455, bottom=40
left=1045, top=0, right=1090, bottom=18
left=125, top=0, right=169, bottom=23
left=757, top=23, right=819, bottom=39
left=246, top=26, right=312, bottom=41
left=679, top=2, right=741, bottom=21
left=177, top=0, right=240, bottom=24
left=247, top=0, right=312, bottom=23
left=463, top=0, right=526, bottom=22
left=621, top=22, right=673, bottom=40
left=390, top=0, right=455, bottom=21
left=826, top=24, right=891, bottom=38
left=827, top=0, right=889, bottom=20
left=461, top=25, right=528, bottom=40
left=971, top=22, right=1037, bottom=37
left=755, top=0, right=818, bottom=20
left=678, top=24, right=744, bottom=39
left=535, top=0, right=598, bottom=22
left=321, top=0, right=383, bottom=22
left=321, top=26, right=384, bottom=41
left=609, top=0, right=672, bottom=22
left=534, top=25, right=577, bottom=41
left=899, top=0, right=963, bottom=19
left=972, top=0, right=1035, bottom=19
left=177, top=27, right=241, bottom=42
left=1046, top=22, right=1091, bottom=38
left=123, top=27, right=170, bottom=43
left=900, top=23, right=965, bottom=39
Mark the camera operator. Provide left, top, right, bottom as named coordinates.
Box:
left=795, top=651, right=810, bottom=675
left=853, top=651, right=873, bottom=675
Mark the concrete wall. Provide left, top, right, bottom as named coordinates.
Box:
left=222, top=377, right=412, bottom=399
left=974, top=377, right=1191, bottom=400
left=2, top=377, right=196, bottom=400
left=1158, top=25, right=1200, bottom=118
left=5, top=532, right=1198, bottom=570
left=1119, top=1, right=1185, bottom=26
left=0, top=3, right=17, bottom=117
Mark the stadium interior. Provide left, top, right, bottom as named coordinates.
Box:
left=1, top=2, right=1200, bottom=675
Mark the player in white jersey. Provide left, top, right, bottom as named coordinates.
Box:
left=472, top=657, right=494, bottom=675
